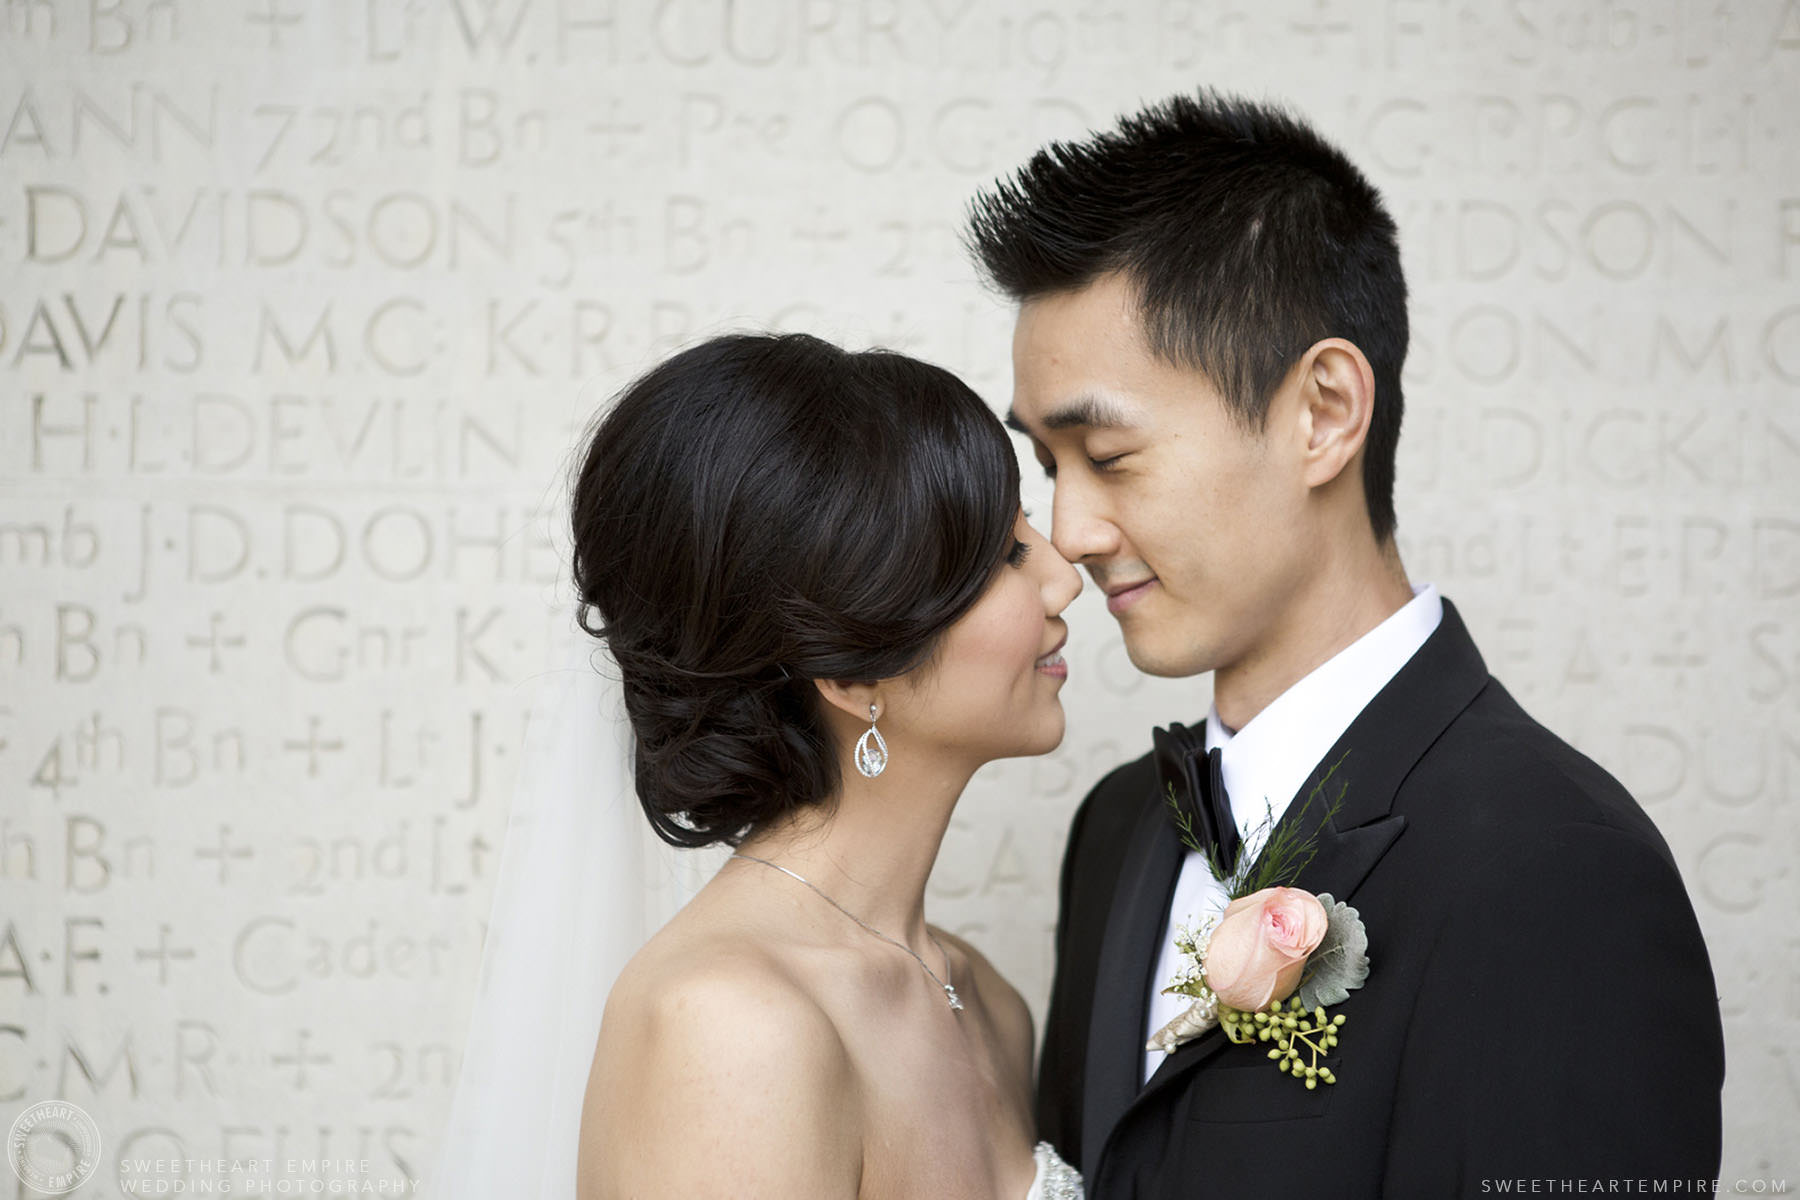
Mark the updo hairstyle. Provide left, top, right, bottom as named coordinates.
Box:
left=570, top=333, right=1021, bottom=848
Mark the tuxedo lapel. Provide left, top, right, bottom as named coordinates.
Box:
left=1079, top=791, right=1184, bottom=1181
left=1292, top=815, right=1407, bottom=914
left=1309, top=598, right=1489, bottom=830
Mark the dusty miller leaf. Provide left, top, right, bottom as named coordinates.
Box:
left=1296, top=893, right=1369, bottom=1010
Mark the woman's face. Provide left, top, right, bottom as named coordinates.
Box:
left=887, top=510, right=1083, bottom=765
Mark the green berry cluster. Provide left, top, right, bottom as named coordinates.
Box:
left=1219, top=995, right=1346, bottom=1089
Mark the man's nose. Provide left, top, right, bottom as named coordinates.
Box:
left=1050, top=481, right=1119, bottom=564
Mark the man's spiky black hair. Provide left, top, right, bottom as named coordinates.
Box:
left=968, top=89, right=1409, bottom=542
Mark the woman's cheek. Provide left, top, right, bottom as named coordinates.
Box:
left=1002, top=589, right=1042, bottom=672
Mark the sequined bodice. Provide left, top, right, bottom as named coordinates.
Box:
left=1024, top=1140, right=1084, bottom=1200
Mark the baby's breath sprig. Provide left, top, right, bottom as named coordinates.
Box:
left=1159, top=920, right=1216, bottom=1001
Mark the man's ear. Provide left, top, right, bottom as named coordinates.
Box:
left=1296, top=338, right=1376, bottom=489
left=813, top=678, right=881, bottom=725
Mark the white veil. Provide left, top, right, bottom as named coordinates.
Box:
left=423, top=612, right=715, bottom=1199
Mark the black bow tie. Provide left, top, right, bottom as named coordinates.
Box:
left=1152, top=721, right=1241, bottom=875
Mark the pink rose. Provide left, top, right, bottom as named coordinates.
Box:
left=1203, top=886, right=1329, bottom=1012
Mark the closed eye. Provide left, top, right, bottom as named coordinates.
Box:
left=1037, top=453, right=1127, bottom=480
left=1007, top=539, right=1032, bottom=567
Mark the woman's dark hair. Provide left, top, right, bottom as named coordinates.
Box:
left=570, top=332, right=1021, bottom=849
left=966, top=89, right=1408, bottom=543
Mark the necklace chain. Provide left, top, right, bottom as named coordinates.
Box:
left=729, top=852, right=964, bottom=1013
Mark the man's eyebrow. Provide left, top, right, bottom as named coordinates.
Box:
left=1017, top=394, right=1137, bottom=433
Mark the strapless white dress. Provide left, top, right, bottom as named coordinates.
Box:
left=1024, top=1140, right=1084, bottom=1200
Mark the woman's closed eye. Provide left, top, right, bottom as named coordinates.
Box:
left=1007, top=539, right=1032, bottom=567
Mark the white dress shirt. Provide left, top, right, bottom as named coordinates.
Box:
left=1140, top=582, right=1444, bottom=1083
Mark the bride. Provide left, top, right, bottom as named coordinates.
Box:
left=569, top=332, right=1085, bottom=1199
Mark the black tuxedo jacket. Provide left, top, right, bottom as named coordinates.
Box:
left=1036, top=599, right=1725, bottom=1198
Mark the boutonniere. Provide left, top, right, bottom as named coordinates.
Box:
left=1146, top=753, right=1371, bottom=1089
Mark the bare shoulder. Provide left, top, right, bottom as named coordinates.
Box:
left=931, top=927, right=1035, bottom=1080
left=578, top=937, right=861, bottom=1199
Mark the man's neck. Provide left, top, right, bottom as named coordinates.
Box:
left=1213, top=548, right=1415, bottom=731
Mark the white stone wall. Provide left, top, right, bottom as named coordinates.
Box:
left=2, top=0, right=1795, bottom=1188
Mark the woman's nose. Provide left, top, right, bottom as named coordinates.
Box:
left=1041, top=543, right=1083, bottom=616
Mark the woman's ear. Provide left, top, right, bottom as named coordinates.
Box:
left=813, top=678, right=880, bottom=725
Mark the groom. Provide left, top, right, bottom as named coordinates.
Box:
left=968, top=91, right=1725, bottom=1196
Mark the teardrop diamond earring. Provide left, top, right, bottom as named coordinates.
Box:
left=854, top=703, right=888, bottom=778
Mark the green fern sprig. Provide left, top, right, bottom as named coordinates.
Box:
left=1163, top=750, right=1352, bottom=900
left=1163, top=786, right=1237, bottom=885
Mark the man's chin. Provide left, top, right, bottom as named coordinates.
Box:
left=1119, top=632, right=1213, bottom=680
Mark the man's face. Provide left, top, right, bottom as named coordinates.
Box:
left=1009, top=272, right=1313, bottom=680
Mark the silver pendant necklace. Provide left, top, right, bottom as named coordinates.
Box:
left=730, top=852, right=964, bottom=1012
